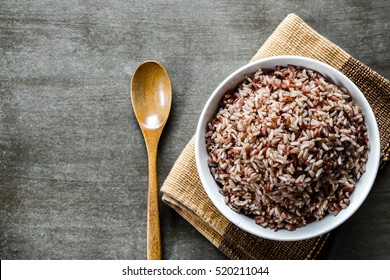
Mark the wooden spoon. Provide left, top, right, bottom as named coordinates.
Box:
left=131, top=61, right=172, bottom=260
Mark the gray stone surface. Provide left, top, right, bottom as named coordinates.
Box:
left=0, top=0, right=389, bottom=260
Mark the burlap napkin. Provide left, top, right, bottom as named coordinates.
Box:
left=161, top=13, right=390, bottom=259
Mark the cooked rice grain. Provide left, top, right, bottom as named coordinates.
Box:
left=206, top=65, right=369, bottom=231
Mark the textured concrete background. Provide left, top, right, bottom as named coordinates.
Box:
left=0, top=0, right=389, bottom=259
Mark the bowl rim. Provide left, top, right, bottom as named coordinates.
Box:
left=195, top=55, right=381, bottom=241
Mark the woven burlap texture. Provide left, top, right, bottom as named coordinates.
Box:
left=161, top=13, right=390, bottom=260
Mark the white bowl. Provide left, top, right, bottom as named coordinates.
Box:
left=195, top=56, right=380, bottom=241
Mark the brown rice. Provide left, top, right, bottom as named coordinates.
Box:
left=206, top=65, right=369, bottom=231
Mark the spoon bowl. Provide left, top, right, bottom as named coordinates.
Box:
left=131, top=60, right=172, bottom=259
left=131, top=61, right=172, bottom=130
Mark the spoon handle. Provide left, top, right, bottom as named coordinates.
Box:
left=147, top=146, right=162, bottom=260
